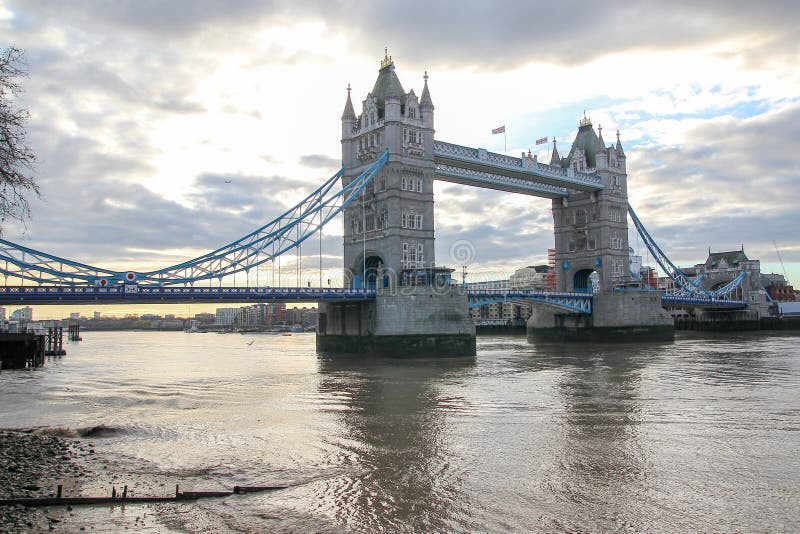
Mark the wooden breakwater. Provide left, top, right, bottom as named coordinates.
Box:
left=0, top=484, right=288, bottom=507
left=0, top=327, right=67, bottom=370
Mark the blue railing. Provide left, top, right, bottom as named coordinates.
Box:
left=0, top=285, right=376, bottom=303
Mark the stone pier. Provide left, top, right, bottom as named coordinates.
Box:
left=317, top=285, right=476, bottom=356
left=527, top=291, right=674, bottom=343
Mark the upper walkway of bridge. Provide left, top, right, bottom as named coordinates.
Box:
left=433, top=140, right=604, bottom=197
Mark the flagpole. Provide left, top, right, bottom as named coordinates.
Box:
left=504, top=130, right=507, bottom=155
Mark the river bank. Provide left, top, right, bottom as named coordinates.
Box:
left=0, top=429, right=95, bottom=531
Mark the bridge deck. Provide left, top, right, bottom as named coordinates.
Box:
left=0, top=286, right=747, bottom=310
left=0, top=286, right=377, bottom=304
left=433, top=140, right=604, bottom=195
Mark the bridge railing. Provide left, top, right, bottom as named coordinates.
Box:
left=433, top=140, right=603, bottom=186
left=435, top=164, right=568, bottom=196
left=0, top=285, right=378, bottom=300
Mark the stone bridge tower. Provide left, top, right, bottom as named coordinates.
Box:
left=340, top=51, right=435, bottom=287
left=318, top=51, right=475, bottom=356
left=550, top=115, right=631, bottom=293
left=529, top=115, right=673, bottom=342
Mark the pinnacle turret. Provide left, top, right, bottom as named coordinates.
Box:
left=615, top=129, right=626, bottom=157
left=549, top=138, right=561, bottom=166
left=341, top=83, right=356, bottom=121
left=420, top=70, right=433, bottom=109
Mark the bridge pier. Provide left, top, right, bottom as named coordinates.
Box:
left=527, top=291, right=674, bottom=343
left=317, top=286, right=476, bottom=357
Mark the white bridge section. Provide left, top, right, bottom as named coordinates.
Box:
left=433, top=140, right=604, bottom=196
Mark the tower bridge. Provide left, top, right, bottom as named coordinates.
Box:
left=0, top=52, right=752, bottom=355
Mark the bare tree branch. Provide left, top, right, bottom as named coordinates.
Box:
left=0, top=46, right=39, bottom=234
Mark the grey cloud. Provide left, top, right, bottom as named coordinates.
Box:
left=628, top=104, right=800, bottom=265
left=187, top=173, right=310, bottom=213
left=299, top=154, right=340, bottom=169
left=10, top=1, right=800, bottom=70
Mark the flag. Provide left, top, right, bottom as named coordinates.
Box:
left=492, top=125, right=505, bottom=135
left=535, top=136, right=548, bottom=145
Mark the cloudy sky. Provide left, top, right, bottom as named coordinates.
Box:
left=1, top=1, right=799, bottom=315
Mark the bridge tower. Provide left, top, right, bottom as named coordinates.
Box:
left=340, top=50, right=436, bottom=286
left=551, top=115, right=630, bottom=293
left=528, top=115, right=673, bottom=341
left=317, top=52, right=475, bottom=356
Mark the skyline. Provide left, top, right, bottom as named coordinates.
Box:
left=1, top=1, right=798, bottom=310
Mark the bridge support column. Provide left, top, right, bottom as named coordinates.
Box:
left=316, top=286, right=476, bottom=356
left=527, top=291, right=674, bottom=343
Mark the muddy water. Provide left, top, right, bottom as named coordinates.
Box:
left=1, top=331, right=798, bottom=531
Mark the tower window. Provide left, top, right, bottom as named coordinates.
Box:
left=402, top=242, right=424, bottom=268
left=401, top=212, right=424, bottom=229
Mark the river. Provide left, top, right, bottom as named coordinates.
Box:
left=1, top=331, right=798, bottom=532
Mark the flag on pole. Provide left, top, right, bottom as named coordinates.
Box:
left=535, top=136, right=548, bottom=145
left=492, top=125, right=505, bottom=135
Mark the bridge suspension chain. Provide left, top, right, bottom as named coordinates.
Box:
left=627, top=204, right=745, bottom=299
left=0, top=151, right=389, bottom=286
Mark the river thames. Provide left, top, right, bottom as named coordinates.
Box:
left=1, top=331, right=798, bottom=531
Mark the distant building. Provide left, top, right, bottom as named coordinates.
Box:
left=265, top=303, right=286, bottom=325
left=11, top=307, right=33, bottom=322
left=215, top=308, right=238, bottom=326
left=509, top=265, right=549, bottom=290
left=629, top=248, right=642, bottom=279
left=93, top=311, right=101, bottom=319
left=286, top=306, right=319, bottom=329
left=237, top=304, right=267, bottom=326
left=695, top=247, right=760, bottom=300
left=546, top=249, right=557, bottom=290
left=0, top=306, right=6, bottom=321
left=194, top=312, right=215, bottom=324
left=762, top=273, right=795, bottom=302
left=70, top=312, right=81, bottom=320
left=469, top=265, right=540, bottom=323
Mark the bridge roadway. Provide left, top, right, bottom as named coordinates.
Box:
left=0, top=285, right=748, bottom=311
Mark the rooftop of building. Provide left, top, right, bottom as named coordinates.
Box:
left=704, top=248, right=750, bottom=268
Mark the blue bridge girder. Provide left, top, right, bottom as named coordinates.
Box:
left=0, top=285, right=377, bottom=305
left=468, top=290, right=593, bottom=314
left=661, top=295, right=748, bottom=309
left=0, top=285, right=748, bottom=311
left=433, top=140, right=604, bottom=195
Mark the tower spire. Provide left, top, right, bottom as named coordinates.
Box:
left=420, top=69, right=433, bottom=108
left=549, top=138, right=561, bottom=166
left=341, top=83, right=356, bottom=121
left=615, top=129, right=625, bottom=156
left=380, top=47, right=394, bottom=69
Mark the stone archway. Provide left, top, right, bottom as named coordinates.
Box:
left=573, top=268, right=596, bottom=293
